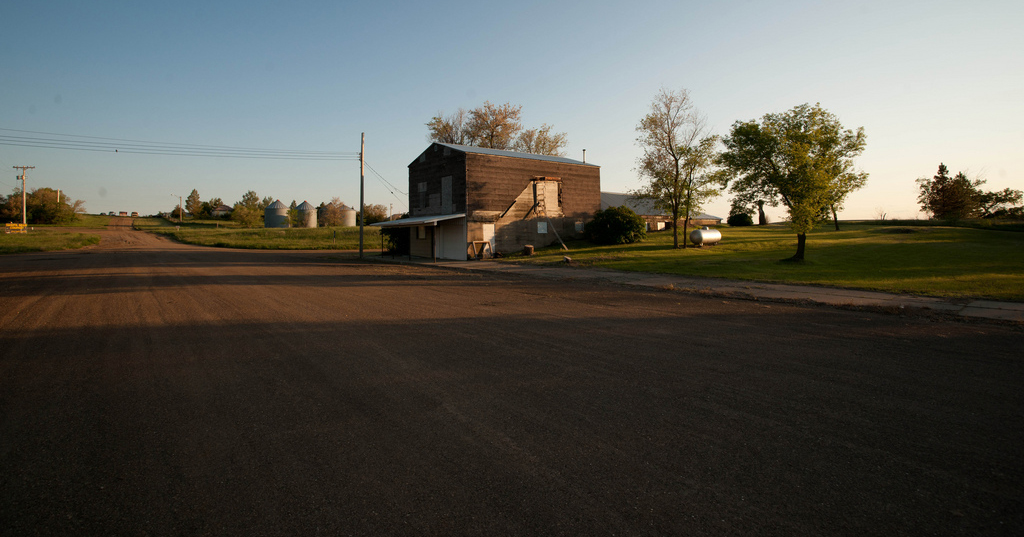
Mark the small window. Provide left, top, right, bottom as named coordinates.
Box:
left=417, top=226, right=426, bottom=239
left=537, top=221, right=548, bottom=234
left=575, top=221, right=584, bottom=233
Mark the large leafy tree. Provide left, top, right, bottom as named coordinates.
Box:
left=719, top=103, right=867, bottom=261
left=185, top=189, right=202, bottom=217
left=978, top=188, right=1023, bottom=218
left=232, top=190, right=263, bottom=228
left=0, top=187, right=84, bottom=224
left=634, top=88, right=721, bottom=249
left=916, top=164, right=981, bottom=220
left=427, top=101, right=568, bottom=156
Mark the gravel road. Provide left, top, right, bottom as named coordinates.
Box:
left=1, top=218, right=1021, bottom=535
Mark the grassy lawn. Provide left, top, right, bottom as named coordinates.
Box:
left=133, top=217, right=382, bottom=250
left=0, top=229, right=101, bottom=254
left=509, top=223, right=1024, bottom=301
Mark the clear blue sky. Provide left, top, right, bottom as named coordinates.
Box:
left=3, top=0, right=1022, bottom=221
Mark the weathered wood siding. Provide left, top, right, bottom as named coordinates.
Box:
left=406, top=143, right=601, bottom=255
left=464, top=154, right=599, bottom=218
left=407, top=145, right=467, bottom=217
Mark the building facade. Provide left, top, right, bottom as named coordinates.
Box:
left=377, top=143, right=600, bottom=260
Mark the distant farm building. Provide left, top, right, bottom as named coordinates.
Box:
left=264, top=200, right=289, bottom=228
left=211, top=204, right=232, bottom=218
left=600, top=192, right=721, bottom=231
left=374, top=143, right=600, bottom=260
left=296, top=201, right=317, bottom=228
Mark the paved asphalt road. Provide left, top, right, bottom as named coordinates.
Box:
left=1, top=219, right=1022, bottom=535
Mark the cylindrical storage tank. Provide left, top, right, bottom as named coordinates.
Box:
left=264, top=199, right=289, bottom=228
left=296, top=201, right=317, bottom=228
left=689, top=226, right=722, bottom=246
left=341, top=206, right=357, bottom=227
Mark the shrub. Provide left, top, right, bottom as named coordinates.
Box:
left=585, top=206, right=646, bottom=245
left=727, top=212, right=754, bottom=226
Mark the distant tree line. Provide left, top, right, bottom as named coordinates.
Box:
left=916, top=164, right=1022, bottom=220
left=172, top=189, right=391, bottom=228
left=0, top=187, right=85, bottom=224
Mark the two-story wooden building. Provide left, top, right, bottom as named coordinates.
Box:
left=375, top=143, right=600, bottom=260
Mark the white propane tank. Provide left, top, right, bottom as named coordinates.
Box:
left=689, top=226, right=722, bottom=246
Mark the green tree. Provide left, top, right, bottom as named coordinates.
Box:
left=585, top=206, right=647, bottom=245
left=359, top=203, right=389, bottom=225
left=185, top=189, right=202, bottom=217
left=232, top=191, right=263, bottom=228
left=719, top=103, right=867, bottom=261
left=634, top=88, right=720, bottom=249
left=3, top=187, right=85, bottom=224
left=979, top=188, right=1023, bottom=218
left=727, top=199, right=754, bottom=227
left=916, top=164, right=983, bottom=220
left=319, top=198, right=346, bottom=227
left=288, top=200, right=300, bottom=227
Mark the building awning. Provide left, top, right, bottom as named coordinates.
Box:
left=371, top=213, right=466, bottom=228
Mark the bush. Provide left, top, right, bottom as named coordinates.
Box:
left=585, top=206, right=646, bottom=245
left=727, top=212, right=754, bottom=226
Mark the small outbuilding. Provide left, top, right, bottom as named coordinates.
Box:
left=600, top=192, right=721, bottom=230
left=264, top=199, right=289, bottom=228
left=211, top=204, right=233, bottom=218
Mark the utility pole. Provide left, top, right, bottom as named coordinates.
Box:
left=359, top=132, right=365, bottom=259
left=13, top=166, right=34, bottom=226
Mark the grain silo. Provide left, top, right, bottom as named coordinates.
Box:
left=264, top=199, right=289, bottom=228
left=340, top=204, right=357, bottom=227
left=297, top=201, right=317, bottom=228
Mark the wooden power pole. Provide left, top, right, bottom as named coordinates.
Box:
left=13, top=166, right=34, bottom=226
left=359, top=133, right=365, bottom=259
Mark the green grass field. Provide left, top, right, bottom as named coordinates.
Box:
left=0, top=229, right=101, bottom=254
left=133, top=217, right=382, bottom=250
left=510, top=223, right=1024, bottom=301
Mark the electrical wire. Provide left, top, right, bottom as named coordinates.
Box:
left=363, top=161, right=408, bottom=209
left=0, top=128, right=359, bottom=161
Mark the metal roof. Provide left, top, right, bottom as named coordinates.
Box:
left=296, top=201, right=316, bottom=211
left=266, top=199, right=288, bottom=209
left=422, top=143, right=597, bottom=167
left=600, top=192, right=722, bottom=221
left=371, top=213, right=467, bottom=228
left=600, top=192, right=662, bottom=215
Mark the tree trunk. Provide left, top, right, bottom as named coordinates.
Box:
left=757, top=200, right=767, bottom=225
left=671, top=209, right=680, bottom=249
left=682, top=217, right=689, bottom=249
left=788, top=233, right=806, bottom=261
left=831, top=204, right=840, bottom=231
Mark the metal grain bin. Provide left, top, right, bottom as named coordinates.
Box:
left=264, top=199, right=289, bottom=228
left=296, top=201, right=317, bottom=228
left=689, top=227, right=722, bottom=246
left=341, top=206, right=357, bottom=227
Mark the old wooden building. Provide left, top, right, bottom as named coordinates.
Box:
left=376, top=143, right=600, bottom=260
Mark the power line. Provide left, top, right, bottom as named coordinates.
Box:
left=363, top=161, right=408, bottom=208
left=364, top=161, right=407, bottom=195
left=0, top=128, right=360, bottom=161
